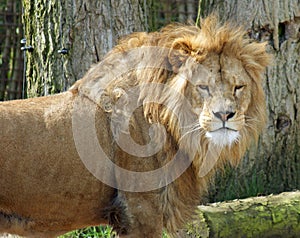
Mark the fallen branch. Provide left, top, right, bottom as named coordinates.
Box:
left=181, top=191, right=300, bottom=238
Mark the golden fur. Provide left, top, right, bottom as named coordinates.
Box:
left=0, top=16, right=271, bottom=237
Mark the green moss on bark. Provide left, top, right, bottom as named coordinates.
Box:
left=187, top=192, right=300, bottom=238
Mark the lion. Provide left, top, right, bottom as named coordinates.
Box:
left=0, top=15, right=271, bottom=238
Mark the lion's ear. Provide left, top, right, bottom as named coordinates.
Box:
left=169, top=38, right=194, bottom=73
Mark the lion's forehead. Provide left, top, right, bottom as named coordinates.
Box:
left=191, top=53, right=249, bottom=87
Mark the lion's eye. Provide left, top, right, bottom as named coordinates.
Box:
left=234, top=85, right=245, bottom=95
left=198, top=85, right=209, bottom=93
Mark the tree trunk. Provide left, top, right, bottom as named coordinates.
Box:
left=8, top=0, right=23, bottom=100
left=22, top=0, right=148, bottom=97
left=179, top=191, right=300, bottom=238
left=199, top=0, right=300, bottom=201
left=0, top=1, right=11, bottom=100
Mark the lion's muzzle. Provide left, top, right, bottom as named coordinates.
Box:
left=199, top=109, right=245, bottom=147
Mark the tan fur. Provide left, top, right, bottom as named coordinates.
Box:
left=0, top=16, right=271, bottom=237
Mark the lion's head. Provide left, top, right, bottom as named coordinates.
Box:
left=76, top=15, right=271, bottom=176
left=186, top=53, right=260, bottom=147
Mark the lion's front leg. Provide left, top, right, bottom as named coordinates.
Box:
left=118, top=191, right=163, bottom=238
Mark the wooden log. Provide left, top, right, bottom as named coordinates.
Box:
left=181, top=191, right=300, bottom=238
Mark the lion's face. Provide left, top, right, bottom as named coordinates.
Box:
left=187, top=53, right=252, bottom=147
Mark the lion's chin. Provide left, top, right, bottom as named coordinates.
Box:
left=206, top=129, right=240, bottom=147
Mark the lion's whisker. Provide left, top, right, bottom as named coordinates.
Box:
left=181, top=122, right=200, bottom=130
left=179, top=123, right=202, bottom=142
left=244, top=121, right=258, bottom=132
left=245, top=116, right=261, bottom=123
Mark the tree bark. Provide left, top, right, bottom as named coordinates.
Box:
left=199, top=0, right=300, bottom=201
left=0, top=0, right=13, bottom=100
left=22, top=0, right=148, bottom=97
left=180, top=191, right=300, bottom=238
left=8, top=0, right=23, bottom=100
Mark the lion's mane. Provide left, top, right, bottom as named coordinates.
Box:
left=70, top=15, right=271, bottom=233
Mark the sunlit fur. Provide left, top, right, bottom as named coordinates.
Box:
left=76, top=15, right=271, bottom=235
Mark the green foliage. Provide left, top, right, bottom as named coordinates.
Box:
left=209, top=165, right=267, bottom=202
left=60, top=226, right=117, bottom=238
left=195, top=0, right=202, bottom=26
left=59, top=226, right=171, bottom=237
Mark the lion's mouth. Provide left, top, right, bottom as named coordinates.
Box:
left=205, top=128, right=240, bottom=147
left=210, top=127, right=238, bottom=133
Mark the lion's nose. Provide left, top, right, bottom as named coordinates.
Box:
left=213, top=111, right=236, bottom=122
